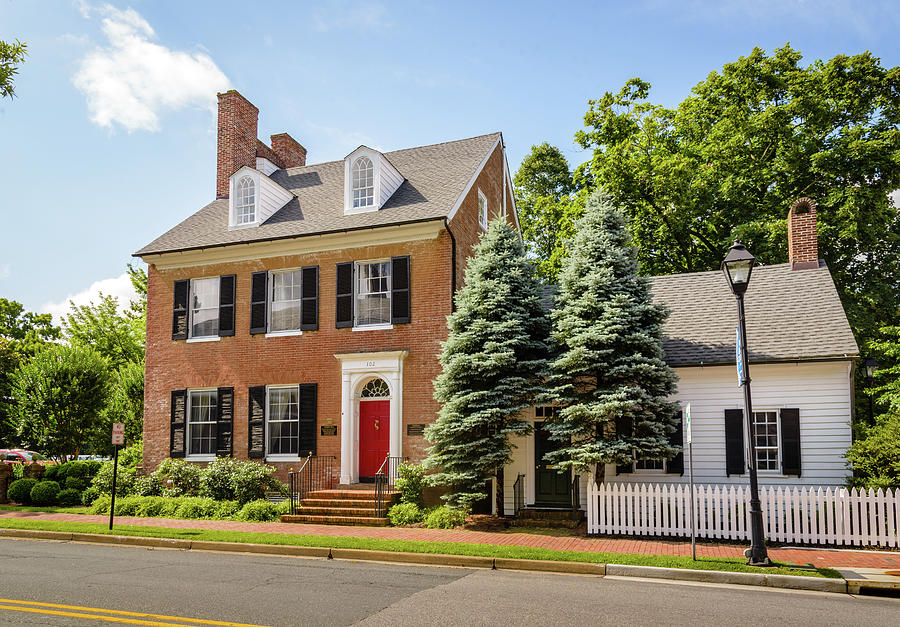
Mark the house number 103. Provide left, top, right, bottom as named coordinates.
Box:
left=366, top=361, right=376, bottom=367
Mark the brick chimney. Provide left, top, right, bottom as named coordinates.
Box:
left=216, top=90, right=259, bottom=198
left=270, top=133, right=307, bottom=168
left=787, top=197, right=819, bottom=270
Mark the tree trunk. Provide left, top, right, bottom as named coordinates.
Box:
left=594, top=462, right=605, bottom=487
left=495, top=467, right=504, bottom=517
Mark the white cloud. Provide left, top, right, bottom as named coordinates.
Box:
left=41, top=272, right=138, bottom=326
left=72, top=3, right=230, bottom=132
left=313, top=1, right=389, bottom=32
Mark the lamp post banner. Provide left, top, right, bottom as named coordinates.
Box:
left=736, top=326, right=744, bottom=387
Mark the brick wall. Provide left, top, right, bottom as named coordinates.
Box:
left=216, top=91, right=259, bottom=198
left=787, top=197, right=819, bottom=269
left=270, top=133, right=307, bottom=168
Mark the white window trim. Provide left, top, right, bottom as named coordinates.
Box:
left=267, top=268, right=304, bottom=335
left=477, top=188, right=488, bottom=231
left=353, top=259, right=392, bottom=329
left=188, top=277, right=220, bottom=340
left=752, top=408, right=783, bottom=475
left=344, top=148, right=383, bottom=215
left=186, top=388, right=218, bottom=461
left=228, top=170, right=261, bottom=229
left=265, top=384, right=302, bottom=461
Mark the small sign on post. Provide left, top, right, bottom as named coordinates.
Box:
left=109, top=423, right=125, bottom=530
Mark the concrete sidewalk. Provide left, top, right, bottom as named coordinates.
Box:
left=2, top=510, right=898, bottom=570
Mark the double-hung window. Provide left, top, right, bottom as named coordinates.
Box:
left=188, top=389, right=217, bottom=458
left=189, top=278, right=220, bottom=338
left=752, top=411, right=779, bottom=471
left=235, top=176, right=256, bottom=224
left=270, top=270, right=302, bottom=332
left=352, top=157, right=374, bottom=209
left=267, top=386, right=299, bottom=457
left=356, top=261, right=391, bottom=326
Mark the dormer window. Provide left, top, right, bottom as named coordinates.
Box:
left=352, top=157, right=374, bottom=209
left=235, top=176, right=256, bottom=224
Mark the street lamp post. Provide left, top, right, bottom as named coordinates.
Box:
left=722, top=240, right=772, bottom=567
left=864, top=357, right=879, bottom=424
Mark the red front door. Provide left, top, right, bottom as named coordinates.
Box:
left=359, top=400, right=390, bottom=478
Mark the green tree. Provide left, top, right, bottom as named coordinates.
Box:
left=0, top=39, right=27, bottom=98
left=10, top=344, right=112, bottom=461
left=0, top=299, right=60, bottom=447
left=846, top=326, right=900, bottom=489
left=92, top=360, right=144, bottom=456
left=544, top=191, right=679, bottom=484
left=424, top=219, right=550, bottom=510
left=574, top=45, right=900, bottom=345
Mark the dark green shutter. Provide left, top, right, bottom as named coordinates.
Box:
left=170, top=389, right=187, bottom=458
left=725, top=409, right=745, bottom=476
left=250, top=272, right=267, bottom=335
left=300, top=266, right=318, bottom=331
left=335, top=262, right=354, bottom=328
left=298, top=383, right=317, bottom=456
left=216, top=387, right=234, bottom=457
left=780, top=408, right=802, bottom=476
left=218, top=275, right=235, bottom=337
left=248, top=386, right=266, bottom=458
left=172, top=280, right=189, bottom=340
left=391, top=256, right=410, bottom=324
left=666, top=411, right=684, bottom=475
left=615, top=415, right=633, bottom=475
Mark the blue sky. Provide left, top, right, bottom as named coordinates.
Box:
left=2, top=0, right=899, bottom=321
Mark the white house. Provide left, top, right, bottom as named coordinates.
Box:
left=503, top=198, right=859, bottom=515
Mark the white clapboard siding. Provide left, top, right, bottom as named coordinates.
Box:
left=608, top=361, right=853, bottom=487
left=378, top=154, right=404, bottom=207
left=257, top=173, right=293, bottom=223
left=587, top=482, right=899, bottom=548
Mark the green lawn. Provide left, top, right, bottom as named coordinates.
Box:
left=0, top=517, right=838, bottom=578
left=0, top=504, right=89, bottom=514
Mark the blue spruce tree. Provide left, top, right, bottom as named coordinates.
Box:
left=424, top=219, right=550, bottom=510
left=545, top=191, right=680, bottom=484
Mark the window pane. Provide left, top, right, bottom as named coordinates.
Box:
left=270, top=271, right=302, bottom=332
left=268, top=387, right=299, bottom=456
left=190, top=278, right=219, bottom=337
left=752, top=411, right=779, bottom=471
left=356, top=262, right=391, bottom=326
left=189, top=391, right=217, bottom=456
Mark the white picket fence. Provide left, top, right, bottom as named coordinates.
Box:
left=587, top=482, right=899, bottom=548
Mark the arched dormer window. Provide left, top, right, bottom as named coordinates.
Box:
left=352, top=157, right=374, bottom=209
left=235, top=176, right=256, bottom=224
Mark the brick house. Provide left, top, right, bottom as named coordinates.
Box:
left=135, top=90, right=519, bottom=485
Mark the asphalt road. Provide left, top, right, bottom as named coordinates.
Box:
left=0, top=538, right=898, bottom=626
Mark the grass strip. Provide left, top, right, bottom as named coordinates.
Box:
left=0, top=518, right=836, bottom=578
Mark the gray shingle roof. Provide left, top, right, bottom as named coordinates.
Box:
left=135, top=133, right=501, bottom=256
left=649, top=263, right=858, bottom=366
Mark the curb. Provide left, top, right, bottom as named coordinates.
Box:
left=0, top=528, right=845, bottom=593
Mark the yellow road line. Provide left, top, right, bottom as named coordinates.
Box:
left=0, top=598, right=270, bottom=627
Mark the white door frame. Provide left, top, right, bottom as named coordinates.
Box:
left=335, top=350, right=407, bottom=484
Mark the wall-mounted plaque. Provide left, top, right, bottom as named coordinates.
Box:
left=320, top=425, right=338, bottom=436
left=407, top=424, right=426, bottom=436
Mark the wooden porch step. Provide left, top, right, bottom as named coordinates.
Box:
left=280, top=514, right=390, bottom=526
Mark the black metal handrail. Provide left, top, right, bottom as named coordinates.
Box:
left=570, top=474, right=580, bottom=512
left=288, top=454, right=336, bottom=515
left=374, top=455, right=407, bottom=517
left=513, top=473, right=525, bottom=516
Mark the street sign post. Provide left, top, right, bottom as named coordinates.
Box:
left=109, top=423, right=125, bottom=530
left=686, top=403, right=696, bottom=560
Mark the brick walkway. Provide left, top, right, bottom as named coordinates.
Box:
left=2, top=510, right=898, bottom=569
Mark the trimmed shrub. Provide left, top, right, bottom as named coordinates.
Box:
left=91, top=461, right=136, bottom=496
left=395, top=462, right=425, bottom=507
left=175, top=497, right=220, bottom=520
left=200, top=457, right=240, bottom=501
left=7, top=478, right=38, bottom=504
left=232, top=462, right=284, bottom=504
left=65, top=476, right=87, bottom=492
left=387, top=502, right=424, bottom=526
left=57, top=488, right=82, bottom=506
left=42, top=465, right=59, bottom=481
left=113, top=496, right=142, bottom=516
left=81, top=486, right=100, bottom=506
left=215, top=500, right=241, bottom=519
left=134, top=496, right=168, bottom=518
left=30, top=481, right=61, bottom=506
left=89, top=494, right=112, bottom=514
left=236, top=499, right=282, bottom=522
left=423, top=506, right=467, bottom=529
left=150, top=459, right=202, bottom=497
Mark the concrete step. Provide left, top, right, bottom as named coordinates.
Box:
left=280, top=514, right=390, bottom=526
